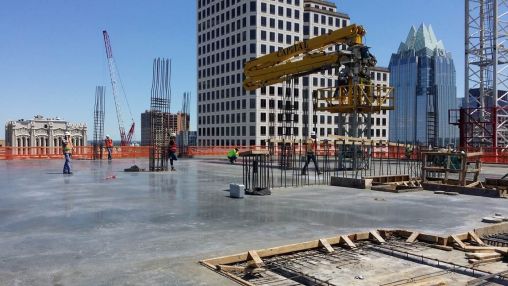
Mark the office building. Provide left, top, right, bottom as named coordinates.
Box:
left=197, top=0, right=389, bottom=146
left=140, top=111, right=190, bottom=146
left=389, top=24, right=458, bottom=146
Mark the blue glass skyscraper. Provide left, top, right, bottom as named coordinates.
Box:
left=389, top=24, right=458, bottom=146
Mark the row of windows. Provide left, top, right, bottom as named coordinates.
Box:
left=260, top=3, right=301, bottom=19
left=198, top=111, right=387, bottom=126
left=199, top=125, right=255, bottom=137
left=198, top=42, right=248, bottom=65
left=198, top=139, right=254, bottom=147
left=259, top=17, right=300, bottom=32
left=198, top=1, right=248, bottom=22
left=197, top=126, right=387, bottom=139
left=198, top=98, right=254, bottom=113
left=198, top=17, right=253, bottom=44
left=198, top=0, right=301, bottom=12
left=370, top=71, right=388, bottom=82
left=303, top=13, right=345, bottom=28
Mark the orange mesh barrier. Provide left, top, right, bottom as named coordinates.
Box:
left=1, top=145, right=507, bottom=163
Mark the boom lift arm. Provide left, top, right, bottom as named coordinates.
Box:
left=243, top=24, right=376, bottom=91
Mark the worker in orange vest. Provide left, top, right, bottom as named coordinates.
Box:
left=104, top=135, right=113, bottom=160
left=168, top=132, right=178, bottom=171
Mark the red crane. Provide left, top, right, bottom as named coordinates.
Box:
left=102, top=30, right=135, bottom=146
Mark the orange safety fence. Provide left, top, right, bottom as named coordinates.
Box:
left=1, top=145, right=508, bottom=164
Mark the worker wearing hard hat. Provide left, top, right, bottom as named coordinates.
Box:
left=302, top=131, right=322, bottom=175
left=227, top=147, right=240, bottom=164
left=104, top=135, right=113, bottom=160
left=62, top=131, right=73, bottom=174
left=168, top=132, right=177, bottom=171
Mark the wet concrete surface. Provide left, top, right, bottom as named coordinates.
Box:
left=0, top=158, right=507, bottom=285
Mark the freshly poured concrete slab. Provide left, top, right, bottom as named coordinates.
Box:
left=0, top=159, right=506, bottom=285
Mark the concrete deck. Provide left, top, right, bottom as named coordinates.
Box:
left=0, top=158, right=506, bottom=285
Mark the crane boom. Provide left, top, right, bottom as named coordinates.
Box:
left=102, top=30, right=135, bottom=146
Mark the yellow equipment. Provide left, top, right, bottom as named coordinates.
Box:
left=243, top=24, right=393, bottom=113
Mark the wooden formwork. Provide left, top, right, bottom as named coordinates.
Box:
left=200, top=223, right=508, bottom=286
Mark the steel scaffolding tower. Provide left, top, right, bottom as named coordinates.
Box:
left=465, top=0, right=508, bottom=148
left=93, top=86, right=106, bottom=160
left=149, top=58, right=171, bottom=171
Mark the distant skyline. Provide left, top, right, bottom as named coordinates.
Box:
left=0, top=0, right=464, bottom=140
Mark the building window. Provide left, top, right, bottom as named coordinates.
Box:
left=269, top=4, right=275, bottom=14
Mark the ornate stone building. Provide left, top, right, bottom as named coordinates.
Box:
left=5, top=115, right=87, bottom=148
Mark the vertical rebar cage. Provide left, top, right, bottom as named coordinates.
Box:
left=93, top=86, right=106, bottom=160
left=149, top=58, right=171, bottom=171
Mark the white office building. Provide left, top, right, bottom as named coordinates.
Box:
left=196, top=0, right=389, bottom=146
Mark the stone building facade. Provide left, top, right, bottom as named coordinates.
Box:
left=5, top=115, right=87, bottom=148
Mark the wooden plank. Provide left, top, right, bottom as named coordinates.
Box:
left=318, top=239, right=335, bottom=253
left=406, top=232, right=420, bottom=243
left=469, top=256, right=503, bottom=264
left=473, top=222, right=508, bottom=237
left=465, top=252, right=501, bottom=260
left=340, top=235, right=356, bottom=249
left=247, top=250, right=264, bottom=268
left=369, top=230, right=386, bottom=244
left=451, top=235, right=467, bottom=249
left=217, top=265, right=246, bottom=273
left=468, top=231, right=485, bottom=246
left=466, top=181, right=481, bottom=188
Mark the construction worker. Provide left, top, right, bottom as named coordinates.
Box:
left=168, top=133, right=177, bottom=171
left=62, top=132, right=73, bottom=174
left=104, top=135, right=113, bottom=160
left=405, top=145, right=413, bottom=160
left=227, top=147, right=240, bottom=164
left=302, top=131, right=322, bottom=175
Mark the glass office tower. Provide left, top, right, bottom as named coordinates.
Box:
left=389, top=24, right=458, bottom=147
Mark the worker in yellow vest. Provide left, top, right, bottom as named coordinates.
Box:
left=227, top=147, right=239, bottom=164
left=62, top=132, right=73, bottom=174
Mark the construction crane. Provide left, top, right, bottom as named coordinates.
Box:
left=102, top=30, right=135, bottom=146
left=243, top=24, right=393, bottom=138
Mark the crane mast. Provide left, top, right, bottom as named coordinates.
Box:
left=102, top=30, right=135, bottom=146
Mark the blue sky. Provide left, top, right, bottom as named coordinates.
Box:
left=0, top=0, right=463, bottom=140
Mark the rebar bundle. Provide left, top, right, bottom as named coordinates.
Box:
left=149, top=58, right=171, bottom=171
left=93, top=86, right=106, bottom=160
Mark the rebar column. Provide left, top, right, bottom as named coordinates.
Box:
left=93, top=86, right=106, bottom=160
left=149, top=58, right=171, bottom=171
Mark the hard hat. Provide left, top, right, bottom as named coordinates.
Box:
left=170, top=132, right=176, bottom=137
left=65, top=132, right=71, bottom=136
left=106, top=135, right=110, bottom=138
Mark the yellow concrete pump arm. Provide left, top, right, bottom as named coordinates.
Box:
left=243, top=24, right=370, bottom=91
